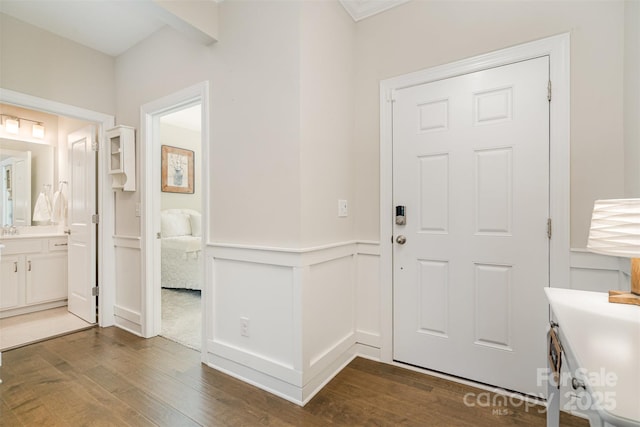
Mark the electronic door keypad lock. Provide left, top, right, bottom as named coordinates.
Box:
left=395, top=205, right=406, bottom=225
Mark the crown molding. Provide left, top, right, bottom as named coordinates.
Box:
left=339, top=0, right=410, bottom=22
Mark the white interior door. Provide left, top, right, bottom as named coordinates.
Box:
left=67, top=126, right=97, bottom=323
left=393, top=57, right=550, bottom=395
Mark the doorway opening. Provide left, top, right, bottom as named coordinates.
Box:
left=141, top=82, right=209, bottom=355
left=0, top=90, right=115, bottom=350
left=158, top=104, right=203, bottom=350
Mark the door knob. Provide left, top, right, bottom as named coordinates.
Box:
left=396, top=235, right=407, bottom=245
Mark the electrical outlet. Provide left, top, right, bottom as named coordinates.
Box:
left=240, top=316, right=250, bottom=337
left=338, top=199, right=348, bottom=217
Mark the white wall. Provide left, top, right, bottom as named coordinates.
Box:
left=159, top=122, right=201, bottom=212
left=625, top=0, right=640, bottom=197
left=0, top=13, right=116, bottom=115
left=353, top=0, right=626, bottom=248
left=299, top=1, right=356, bottom=246
left=115, top=1, right=302, bottom=246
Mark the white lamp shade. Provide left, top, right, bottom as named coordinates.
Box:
left=32, top=123, right=45, bottom=138
left=587, top=198, right=640, bottom=258
left=4, top=118, right=19, bottom=134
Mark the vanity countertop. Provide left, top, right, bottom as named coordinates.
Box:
left=0, top=233, right=66, bottom=240
left=0, top=226, right=67, bottom=240
left=545, top=287, right=640, bottom=425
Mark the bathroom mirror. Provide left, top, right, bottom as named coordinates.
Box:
left=0, top=138, right=54, bottom=226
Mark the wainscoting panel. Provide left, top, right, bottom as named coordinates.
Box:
left=113, top=236, right=142, bottom=335
left=304, top=255, right=356, bottom=379
left=211, top=258, right=297, bottom=373
left=356, top=243, right=381, bottom=350
left=204, top=241, right=378, bottom=405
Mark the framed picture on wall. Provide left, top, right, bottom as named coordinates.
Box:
left=161, top=145, right=194, bottom=193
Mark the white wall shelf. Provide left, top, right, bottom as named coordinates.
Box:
left=107, top=125, right=136, bottom=191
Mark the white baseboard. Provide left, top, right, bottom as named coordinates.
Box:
left=114, top=305, right=142, bottom=336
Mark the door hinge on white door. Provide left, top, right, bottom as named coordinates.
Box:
left=547, top=80, right=552, bottom=102
left=92, top=286, right=99, bottom=296
left=92, top=141, right=99, bottom=151
left=547, top=218, right=552, bottom=239
left=92, top=214, right=99, bottom=224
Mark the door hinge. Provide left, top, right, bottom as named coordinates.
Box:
left=547, top=80, right=552, bottom=102
left=92, top=141, right=99, bottom=151
left=387, top=90, right=396, bottom=103
left=547, top=218, right=552, bottom=239
left=92, top=286, right=99, bottom=296
left=92, top=214, right=100, bottom=224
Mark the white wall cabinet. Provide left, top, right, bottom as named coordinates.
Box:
left=0, top=236, right=68, bottom=318
left=107, top=125, right=136, bottom=191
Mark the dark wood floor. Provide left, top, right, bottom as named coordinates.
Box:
left=0, top=327, right=588, bottom=426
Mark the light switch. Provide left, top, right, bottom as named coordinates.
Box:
left=338, top=199, right=348, bottom=217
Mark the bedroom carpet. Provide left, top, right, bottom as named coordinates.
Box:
left=161, top=288, right=201, bottom=350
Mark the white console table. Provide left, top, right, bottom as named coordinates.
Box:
left=545, top=288, right=640, bottom=427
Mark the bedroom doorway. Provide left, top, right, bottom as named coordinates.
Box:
left=141, top=82, right=209, bottom=353
left=158, top=105, right=203, bottom=350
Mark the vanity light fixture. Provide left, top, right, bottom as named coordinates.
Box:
left=4, top=117, right=19, bottom=134
left=32, top=123, right=45, bottom=138
left=0, top=114, right=46, bottom=138
left=587, top=198, right=640, bottom=305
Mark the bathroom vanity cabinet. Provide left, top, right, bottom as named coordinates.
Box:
left=0, top=235, right=68, bottom=318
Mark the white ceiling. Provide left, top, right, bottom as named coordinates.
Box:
left=0, top=0, right=410, bottom=57
left=0, top=0, right=167, bottom=56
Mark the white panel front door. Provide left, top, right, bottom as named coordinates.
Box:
left=67, top=126, right=97, bottom=323
left=393, top=57, right=550, bottom=395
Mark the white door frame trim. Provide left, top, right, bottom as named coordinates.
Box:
left=140, top=81, right=210, bottom=349
left=379, top=33, right=570, bottom=362
left=0, top=87, right=117, bottom=327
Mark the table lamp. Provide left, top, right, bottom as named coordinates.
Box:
left=587, top=198, right=640, bottom=305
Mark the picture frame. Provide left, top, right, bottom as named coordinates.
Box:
left=161, top=145, right=194, bottom=194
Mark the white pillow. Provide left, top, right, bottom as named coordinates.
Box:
left=189, top=212, right=202, bottom=237
left=161, top=212, right=192, bottom=237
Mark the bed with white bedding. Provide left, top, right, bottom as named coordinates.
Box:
left=160, top=209, right=202, bottom=290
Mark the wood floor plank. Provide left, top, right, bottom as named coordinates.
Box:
left=0, top=327, right=591, bottom=427
left=0, top=397, right=24, bottom=427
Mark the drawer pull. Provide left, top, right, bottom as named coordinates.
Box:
left=14, top=261, right=17, bottom=273
left=54, top=243, right=68, bottom=247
